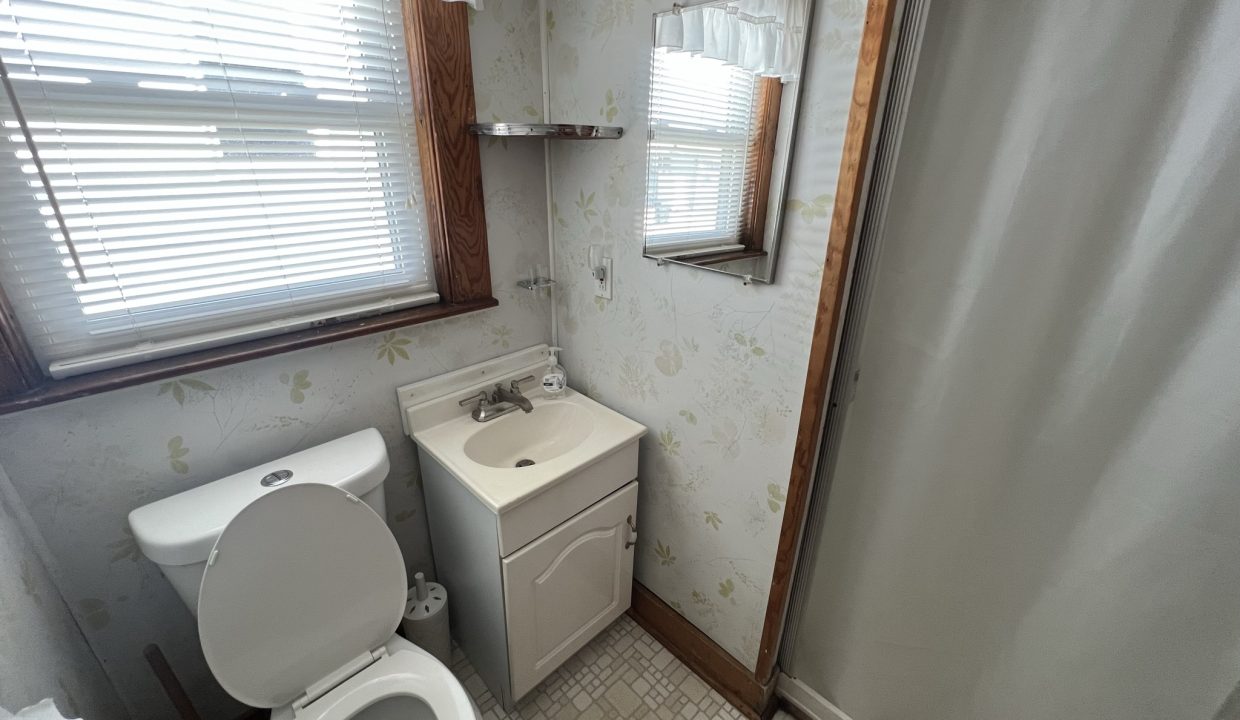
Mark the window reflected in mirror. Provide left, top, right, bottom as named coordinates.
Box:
left=641, top=0, right=812, bottom=284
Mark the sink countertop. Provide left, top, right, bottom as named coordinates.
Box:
left=410, top=388, right=647, bottom=513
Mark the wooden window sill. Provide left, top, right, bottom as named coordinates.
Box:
left=0, top=297, right=497, bottom=416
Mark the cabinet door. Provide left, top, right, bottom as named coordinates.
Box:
left=502, top=482, right=637, bottom=699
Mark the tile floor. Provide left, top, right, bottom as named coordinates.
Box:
left=449, top=614, right=747, bottom=719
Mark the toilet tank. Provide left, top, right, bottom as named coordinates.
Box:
left=129, top=428, right=391, bottom=615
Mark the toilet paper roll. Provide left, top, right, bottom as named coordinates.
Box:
left=402, top=572, right=451, bottom=667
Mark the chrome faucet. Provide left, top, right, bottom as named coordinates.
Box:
left=492, top=376, right=535, bottom=413
left=457, top=375, right=536, bottom=422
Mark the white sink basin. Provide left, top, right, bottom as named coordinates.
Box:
left=399, top=346, right=646, bottom=513
left=462, top=401, right=595, bottom=469
left=411, top=390, right=643, bottom=511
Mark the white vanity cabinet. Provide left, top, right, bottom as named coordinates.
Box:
left=399, top=345, right=647, bottom=709
left=418, top=444, right=640, bottom=710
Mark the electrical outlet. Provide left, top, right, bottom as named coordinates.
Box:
left=594, top=257, right=612, bottom=300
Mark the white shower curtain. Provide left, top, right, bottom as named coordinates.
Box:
left=787, top=1, right=1240, bottom=719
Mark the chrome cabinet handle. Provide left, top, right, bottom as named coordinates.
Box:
left=625, top=515, right=638, bottom=549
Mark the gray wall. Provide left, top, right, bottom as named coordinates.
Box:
left=0, top=464, right=127, bottom=719
left=0, top=3, right=549, bottom=717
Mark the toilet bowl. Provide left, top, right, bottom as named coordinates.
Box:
left=129, top=430, right=479, bottom=720
left=269, top=635, right=477, bottom=720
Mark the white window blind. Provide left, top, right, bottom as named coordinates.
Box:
left=643, top=47, right=759, bottom=254
left=0, top=0, right=436, bottom=378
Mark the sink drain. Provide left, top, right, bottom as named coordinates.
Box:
left=515, top=458, right=536, bottom=468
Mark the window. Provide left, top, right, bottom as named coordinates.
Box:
left=642, top=47, right=780, bottom=257
left=0, top=0, right=441, bottom=378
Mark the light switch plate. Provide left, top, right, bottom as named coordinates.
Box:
left=594, top=257, right=612, bottom=300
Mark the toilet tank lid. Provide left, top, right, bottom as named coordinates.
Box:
left=128, top=428, right=390, bottom=567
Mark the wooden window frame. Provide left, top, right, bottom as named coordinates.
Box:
left=0, top=0, right=493, bottom=415
left=739, top=77, right=783, bottom=254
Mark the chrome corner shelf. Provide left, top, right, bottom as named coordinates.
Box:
left=469, top=123, right=623, bottom=140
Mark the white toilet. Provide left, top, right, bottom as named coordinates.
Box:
left=128, top=428, right=479, bottom=720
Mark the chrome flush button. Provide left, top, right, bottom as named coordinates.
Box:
left=260, top=469, right=293, bottom=487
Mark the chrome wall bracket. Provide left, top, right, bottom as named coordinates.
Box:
left=517, top=277, right=556, bottom=291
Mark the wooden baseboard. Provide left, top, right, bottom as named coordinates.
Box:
left=628, top=582, right=775, bottom=719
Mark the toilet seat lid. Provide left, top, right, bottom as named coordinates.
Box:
left=197, top=483, right=407, bottom=709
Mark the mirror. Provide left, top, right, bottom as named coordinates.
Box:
left=640, top=0, right=813, bottom=284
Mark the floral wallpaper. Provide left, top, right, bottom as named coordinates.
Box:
left=545, top=0, right=867, bottom=670
left=0, top=3, right=550, bottom=718
left=0, top=465, right=127, bottom=719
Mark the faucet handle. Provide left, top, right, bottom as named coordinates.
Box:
left=458, top=390, right=490, bottom=407
left=509, top=375, right=536, bottom=392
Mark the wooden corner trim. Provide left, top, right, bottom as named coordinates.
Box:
left=629, top=582, right=775, bottom=719
left=753, top=0, right=901, bottom=684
